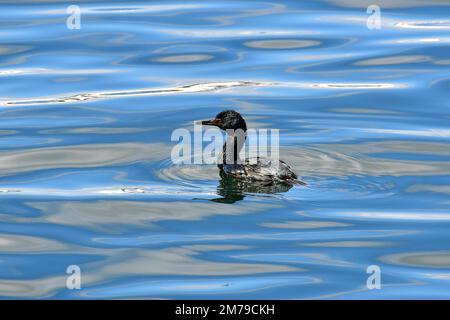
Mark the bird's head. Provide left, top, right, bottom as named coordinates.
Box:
left=200, top=110, right=247, bottom=132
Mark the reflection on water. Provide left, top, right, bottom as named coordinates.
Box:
left=154, top=54, right=215, bottom=63
left=211, top=176, right=294, bottom=204
left=0, top=81, right=264, bottom=106
left=0, top=0, right=449, bottom=299
left=382, top=251, right=450, bottom=268
left=244, top=39, right=321, bottom=49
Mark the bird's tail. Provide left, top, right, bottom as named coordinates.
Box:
left=288, top=178, right=307, bottom=186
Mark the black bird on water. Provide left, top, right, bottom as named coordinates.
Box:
left=200, top=110, right=305, bottom=193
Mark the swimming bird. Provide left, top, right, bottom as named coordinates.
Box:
left=200, top=110, right=305, bottom=186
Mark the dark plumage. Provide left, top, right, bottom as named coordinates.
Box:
left=201, top=110, right=305, bottom=186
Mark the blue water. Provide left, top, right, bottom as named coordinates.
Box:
left=0, top=0, right=450, bottom=299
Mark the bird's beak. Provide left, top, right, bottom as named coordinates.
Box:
left=199, top=118, right=223, bottom=127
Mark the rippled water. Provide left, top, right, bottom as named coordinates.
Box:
left=0, top=0, right=450, bottom=299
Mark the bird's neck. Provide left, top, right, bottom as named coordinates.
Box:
left=220, top=129, right=246, bottom=166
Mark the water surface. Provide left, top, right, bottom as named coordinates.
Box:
left=0, top=0, right=450, bottom=299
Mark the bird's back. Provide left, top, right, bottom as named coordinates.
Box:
left=220, top=157, right=305, bottom=185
